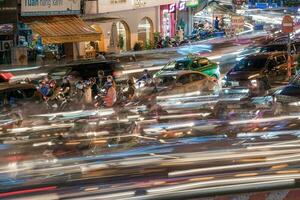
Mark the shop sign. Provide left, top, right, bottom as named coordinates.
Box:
left=233, top=0, right=245, bottom=6
left=231, top=15, right=244, bottom=33
left=0, top=24, right=14, bottom=35
left=21, top=0, right=81, bottom=16
left=282, top=15, right=294, bottom=34
left=186, top=0, right=199, bottom=7
left=168, top=1, right=186, bottom=13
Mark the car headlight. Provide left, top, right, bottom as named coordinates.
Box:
left=251, top=79, right=258, bottom=87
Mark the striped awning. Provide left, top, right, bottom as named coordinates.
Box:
left=22, top=15, right=100, bottom=44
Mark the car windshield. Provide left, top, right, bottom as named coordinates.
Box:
left=234, top=57, right=268, bottom=71
left=163, top=60, right=190, bottom=71
left=157, top=76, right=176, bottom=86
left=260, top=45, right=287, bottom=52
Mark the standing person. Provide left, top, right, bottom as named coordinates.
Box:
left=214, top=17, right=220, bottom=30
left=177, top=27, right=184, bottom=43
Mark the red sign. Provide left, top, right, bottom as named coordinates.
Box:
left=282, top=15, right=294, bottom=34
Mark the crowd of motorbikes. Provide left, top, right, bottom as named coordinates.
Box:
left=34, top=70, right=154, bottom=113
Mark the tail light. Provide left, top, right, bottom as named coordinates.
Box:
left=0, top=72, right=14, bottom=82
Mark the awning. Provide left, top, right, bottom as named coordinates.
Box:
left=83, top=14, right=121, bottom=23
left=21, top=15, right=101, bottom=44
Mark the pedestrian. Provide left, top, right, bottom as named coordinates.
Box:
left=177, top=27, right=184, bottom=43
left=214, top=17, right=220, bottom=30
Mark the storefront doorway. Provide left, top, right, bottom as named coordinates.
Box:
left=137, top=17, right=154, bottom=47
left=116, top=21, right=131, bottom=51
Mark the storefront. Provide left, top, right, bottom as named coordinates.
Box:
left=0, top=0, right=18, bottom=65
left=84, top=4, right=158, bottom=53
left=159, top=1, right=195, bottom=38
left=193, top=2, right=235, bottom=33
left=20, top=0, right=100, bottom=62
left=248, top=0, right=282, bottom=9
left=160, top=4, right=176, bottom=38
left=138, top=17, right=154, bottom=47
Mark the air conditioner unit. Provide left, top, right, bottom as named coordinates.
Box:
left=1, top=40, right=13, bottom=51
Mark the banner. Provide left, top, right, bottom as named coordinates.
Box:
left=21, top=0, right=81, bottom=16
left=231, top=16, right=244, bottom=33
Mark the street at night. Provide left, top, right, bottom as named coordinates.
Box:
left=0, top=0, right=300, bottom=199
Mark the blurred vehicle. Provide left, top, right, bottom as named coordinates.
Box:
left=153, top=56, right=220, bottom=79
left=136, top=71, right=219, bottom=98
left=223, top=52, right=297, bottom=96
left=0, top=82, right=43, bottom=115
left=275, top=71, right=300, bottom=104
left=48, top=60, right=124, bottom=83
left=236, top=42, right=300, bottom=62
left=0, top=112, right=23, bottom=130
left=260, top=42, right=300, bottom=60
left=0, top=72, right=14, bottom=83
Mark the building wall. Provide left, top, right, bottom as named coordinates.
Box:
left=88, top=6, right=159, bottom=52
left=94, top=0, right=180, bottom=14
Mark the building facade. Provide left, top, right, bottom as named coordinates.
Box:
left=83, top=0, right=191, bottom=54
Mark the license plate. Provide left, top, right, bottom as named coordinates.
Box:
left=231, top=81, right=239, bottom=87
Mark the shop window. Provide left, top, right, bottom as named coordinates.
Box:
left=138, top=17, right=154, bottom=46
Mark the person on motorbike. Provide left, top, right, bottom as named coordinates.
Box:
left=124, top=78, right=136, bottom=100
left=103, top=75, right=117, bottom=107
left=92, top=70, right=106, bottom=96
left=60, top=76, right=71, bottom=98
left=137, top=69, right=152, bottom=87
left=38, top=80, right=51, bottom=100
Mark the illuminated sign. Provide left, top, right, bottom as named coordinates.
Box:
left=21, top=0, right=81, bottom=16
left=178, top=1, right=186, bottom=11
left=169, top=3, right=176, bottom=13
left=169, top=1, right=186, bottom=13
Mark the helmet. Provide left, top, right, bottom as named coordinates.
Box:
left=127, top=78, right=134, bottom=86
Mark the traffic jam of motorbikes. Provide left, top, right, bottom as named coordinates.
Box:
left=1, top=3, right=300, bottom=199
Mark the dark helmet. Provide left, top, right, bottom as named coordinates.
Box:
left=127, top=78, right=134, bottom=86
left=98, top=70, right=105, bottom=77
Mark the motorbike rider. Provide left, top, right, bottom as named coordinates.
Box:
left=103, top=75, right=117, bottom=107
left=124, top=78, right=135, bottom=100
left=60, top=76, right=71, bottom=98
left=92, top=70, right=105, bottom=96
left=137, top=69, right=152, bottom=87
